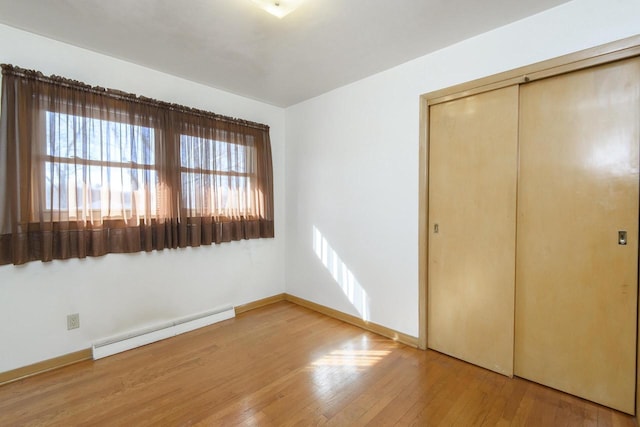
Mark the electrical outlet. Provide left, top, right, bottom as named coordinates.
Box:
left=67, top=313, right=80, bottom=330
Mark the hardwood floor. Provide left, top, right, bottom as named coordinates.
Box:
left=0, top=301, right=635, bottom=426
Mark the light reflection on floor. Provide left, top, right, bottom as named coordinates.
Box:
left=306, top=336, right=395, bottom=400
left=311, top=349, right=391, bottom=368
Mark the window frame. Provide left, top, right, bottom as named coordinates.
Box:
left=178, top=133, right=258, bottom=218
left=38, top=107, right=162, bottom=223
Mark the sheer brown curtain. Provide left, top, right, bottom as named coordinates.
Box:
left=0, top=64, right=274, bottom=265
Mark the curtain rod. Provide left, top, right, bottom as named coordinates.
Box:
left=1, top=64, right=270, bottom=132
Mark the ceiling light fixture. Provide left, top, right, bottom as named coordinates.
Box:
left=250, top=0, right=305, bottom=19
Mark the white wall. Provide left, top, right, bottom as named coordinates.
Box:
left=285, top=0, right=640, bottom=338
left=0, top=24, right=286, bottom=372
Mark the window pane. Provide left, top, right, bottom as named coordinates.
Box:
left=181, top=172, right=251, bottom=214
left=45, top=112, right=158, bottom=217
left=45, top=162, right=158, bottom=214
left=45, top=162, right=73, bottom=210
left=180, top=135, right=247, bottom=173
left=46, top=111, right=155, bottom=165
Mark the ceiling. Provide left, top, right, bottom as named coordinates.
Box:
left=0, top=0, right=573, bottom=107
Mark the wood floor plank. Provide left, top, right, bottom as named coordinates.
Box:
left=0, top=301, right=636, bottom=426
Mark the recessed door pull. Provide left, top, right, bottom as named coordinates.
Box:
left=618, top=230, right=627, bottom=245
left=434, top=224, right=439, bottom=233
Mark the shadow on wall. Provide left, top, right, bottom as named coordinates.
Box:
left=312, top=226, right=370, bottom=321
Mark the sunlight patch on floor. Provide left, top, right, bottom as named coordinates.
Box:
left=311, top=349, right=391, bottom=368
left=306, top=337, right=393, bottom=400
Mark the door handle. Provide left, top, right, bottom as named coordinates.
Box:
left=618, top=230, right=627, bottom=245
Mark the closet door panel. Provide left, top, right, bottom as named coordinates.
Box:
left=428, top=86, right=519, bottom=376
left=515, top=57, right=640, bottom=414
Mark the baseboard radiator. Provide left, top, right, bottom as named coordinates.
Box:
left=92, top=305, right=235, bottom=360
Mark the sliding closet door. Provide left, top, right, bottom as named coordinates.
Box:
left=515, top=57, right=640, bottom=414
left=428, top=86, right=518, bottom=376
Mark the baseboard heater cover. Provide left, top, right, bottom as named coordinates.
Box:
left=92, top=305, right=235, bottom=360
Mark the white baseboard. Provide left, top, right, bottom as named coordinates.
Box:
left=92, top=306, right=235, bottom=360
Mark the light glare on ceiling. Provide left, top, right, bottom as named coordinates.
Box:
left=251, top=0, right=306, bottom=18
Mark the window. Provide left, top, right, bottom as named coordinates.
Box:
left=0, top=64, right=274, bottom=265
left=180, top=135, right=253, bottom=217
left=44, top=111, right=158, bottom=222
